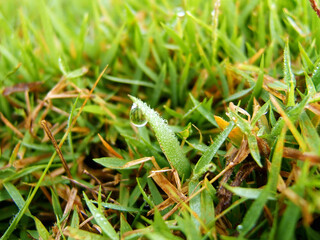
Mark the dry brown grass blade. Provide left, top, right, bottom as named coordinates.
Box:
left=266, top=159, right=286, bottom=192
left=64, top=65, right=109, bottom=146
left=282, top=188, right=313, bottom=225
left=306, top=103, right=320, bottom=116
left=151, top=171, right=187, bottom=203
left=25, top=77, right=67, bottom=131
left=39, top=99, right=70, bottom=117
left=283, top=147, right=320, bottom=164
left=13, top=153, right=52, bottom=169
left=42, top=120, right=68, bottom=143
left=270, top=95, right=307, bottom=151
left=262, top=75, right=286, bottom=100
left=0, top=112, right=24, bottom=138
left=147, top=185, right=188, bottom=216
left=98, top=133, right=123, bottom=159
left=55, top=187, right=78, bottom=240
left=2, top=81, right=43, bottom=96
left=309, top=0, right=320, bottom=18
left=122, top=156, right=160, bottom=169
left=148, top=198, right=175, bottom=216
left=47, top=93, right=93, bottom=99
left=9, top=141, right=21, bottom=166
left=248, top=48, right=265, bottom=64
left=41, top=120, right=74, bottom=185
left=62, top=176, right=107, bottom=200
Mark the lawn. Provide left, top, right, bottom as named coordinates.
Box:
left=1, top=0, right=320, bottom=239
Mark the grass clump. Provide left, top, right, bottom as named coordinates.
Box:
left=1, top=0, right=320, bottom=239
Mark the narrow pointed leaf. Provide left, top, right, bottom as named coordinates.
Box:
left=283, top=40, right=296, bottom=106
left=193, top=122, right=234, bottom=178
left=83, top=193, right=118, bottom=240
left=129, top=96, right=190, bottom=178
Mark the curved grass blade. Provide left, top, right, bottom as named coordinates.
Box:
left=251, top=101, right=270, bottom=127
left=192, top=121, right=234, bottom=179
left=129, top=96, right=191, bottom=178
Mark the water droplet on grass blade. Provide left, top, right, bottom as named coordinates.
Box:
left=130, top=103, right=147, bottom=127
left=175, top=7, right=185, bottom=17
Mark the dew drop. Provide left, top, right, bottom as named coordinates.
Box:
left=130, top=103, right=147, bottom=127
left=175, top=7, right=185, bottom=17
left=237, top=224, right=243, bottom=232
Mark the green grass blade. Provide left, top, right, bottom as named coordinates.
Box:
left=247, top=56, right=265, bottom=113
left=224, top=185, right=275, bottom=200
left=168, top=58, right=178, bottom=107
left=178, top=54, right=192, bottom=103
left=251, top=101, right=270, bottom=127
left=223, top=86, right=254, bottom=103
left=98, top=202, right=145, bottom=213
left=33, top=216, right=50, bottom=240
left=104, top=75, right=155, bottom=88
left=217, top=30, right=247, bottom=62
left=151, top=63, right=166, bottom=107
left=193, top=121, right=234, bottom=178
left=129, top=96, right=191, bottom=178
left=3, top=182, right=31, bottom=216
left=64, top=227, right=109, bottom=240
left=239, top=126, right=286, bottom=237
left=135, top=57, right=158, bottom=82
left=276, top=201, right=301, bottom=240
left=128, top=175, right=147, bottom=207
left=120, top=213, right=132, bottom=237
left=283, top=40, right=296, bottom=107
left=270, top=95, right=309, bottom=138
left=102, top=24, right=125, bottom=65
left=247, top=134, right=262, bottom=167
left=83, top=192, right=118, bottom=240
left=93, top=157, right=137, bottom=169
left=299, top=111, right=320, bottom=153
left=311, top=62, right=320, bottom=91
left=298, top=42, right=313, bottom=72
left=161, top=23, right=188, bottom=53
left=189, top=94, right=218, bottom=127
left=189, top=180, right=201, bottom=228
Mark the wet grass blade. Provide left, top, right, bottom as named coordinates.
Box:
left=311, top=62, right=320, bottom=91
left=83, top=192, right=118, bottom=240
left=129, top=96, right=191, bottom=178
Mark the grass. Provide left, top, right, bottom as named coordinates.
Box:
left=0, top=0, right=320, bottom=239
